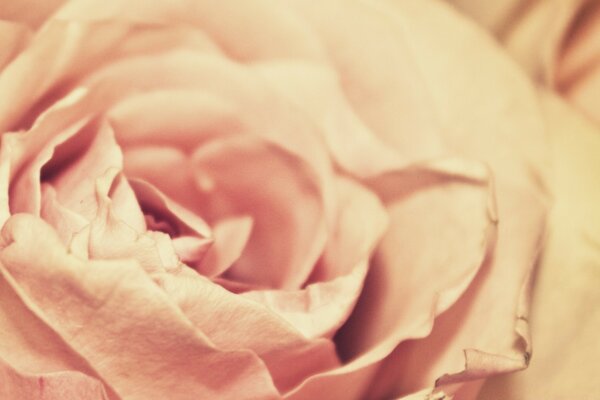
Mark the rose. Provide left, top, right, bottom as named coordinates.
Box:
left=450, top=0, right=600, bottom=126
left=0, top=1, right=550, bottom=399
left=0, top=1, right=549, bottom=399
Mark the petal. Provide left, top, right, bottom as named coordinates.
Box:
left=338, top=159, right=496, bottom=362
left=361, top=1, right=550, bottom=397
left=286, top=160, right=496, bottom=400
left=68, top=170, right=179, bottom=273
left=0, top=0, right=66, bottom=28
left=309, top=176, right=389, bottom=283
left=53, top=0, right=326, bottom=62
left=287, top=0, right=549, bottom=397
left=90, top=52, right=333, bottom=182
left=128, top=178, right=212, bottom=238
left=242, top=177, right=388, bottom=339
left=191, top=134, right=327, bottom=289
left=253, top=61, right=405, bottom=178
left=0, top=359, right=110, bottom=400
left=40, top=184, right=88, bottom=245
left=109, top=89, right=245, bottom=149
left=385, top=0, right=549, bottom=185
left=42, top=119, right=123, bottom=221
left=287, top=0, right=444, bottom=161
left=197, top=216, right=254, bottom=277
left=2, top=89, right=92, bottom=216
left=0, top=214, right=280, bottom=400
left=0, top=267, right=114, bottom=396
left=154, top=269, right=340, bottom=393
left=478, top=93, right=600, bottom=399
left=13, top=114, right=146, bottom=241
left=122, top=146, right=198, bottom=216
left=0, top=19, right=219, bottom=132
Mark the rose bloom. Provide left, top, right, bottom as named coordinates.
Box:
left=6, top=0, right=596, bottom=399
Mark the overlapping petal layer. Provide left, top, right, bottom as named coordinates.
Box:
left=0, top=0, right=554, bottom=399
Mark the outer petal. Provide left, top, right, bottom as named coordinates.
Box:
left=338, top=159, right=496, bottom=362
left=385, top=0, right=549, bottom=183
left=153, top=269, right=340, bottom=394
left=0, top=264, right=118, bottom=399
left=286, top=161, right=496, bottom=400
left=0, top=358, right=109, bottom=400
left=253, top=61, right=404, bottom=178
left=0, top=19, right=219, bottom=132
left=287, top=0, right=549, bottom=398
left=242, top=176, right=389, bottom=339
left=53, top=0, right=327, bottom=62
left=365, top=1, right=549, bottom=397
left=0, top=21, right=30, bottom=71
left=0, top=215, right=280, bottom=400
left=0, top=0, right=66, bottom=28
left=478, top=93, right=600, bottom=399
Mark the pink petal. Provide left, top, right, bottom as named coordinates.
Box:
left=128, top=178, right=212, bottom=238
left=154, top=269, right=340, bottom=393
left=0, top=359, right=110, bottom=400
left=191, top=134, right=327, bottom=289
left=197, top=216, right=253, bottom=277
left=287, top=0, right=444, bottom=161
left=0, top=20, right=219, bottom=132
left=361, top=1, right=550, bottom=397
left=478, top=92, right=600, bottom=399
left=42, top=119, right=123, bottom=221
left=287, top=0, right=549, bottom=397
left=342, top=160, right=495, bottom=364
left=68, top=174, right=180, bottom=273
left=2, top=89, right=92, bottom=216
left=242, top=177, right=388, bottom=339
left=21, top=116, right=145, bottom=243
left=53, top=0, right=326, bottom=62
left=89, top=52, right=334, bottom=185
left=122, top=146, right=199, bottom=216
left=0, top=21, right=30, bottom=70
left=0, top=214, right=280, bottom=400
left=0, top=0, right=66, bottom=28
left=387, top=0, right=549, bottom=184
left=285, top=160, right=496, bottom=400
left=0, top=267, right=115, bottom=398
left=109, top=89, right=245, bottom=150
left=40, top=184, right=88, bottom=245
left=254, top=61, right=405, bottom=178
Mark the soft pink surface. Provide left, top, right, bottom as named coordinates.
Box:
left=0, top=0, right=555, bottom=399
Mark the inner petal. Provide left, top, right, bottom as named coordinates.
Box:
left=191, top=134, right=326, bottom=289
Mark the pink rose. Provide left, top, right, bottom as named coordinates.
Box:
left=0, top=1, right=549, bottom=399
